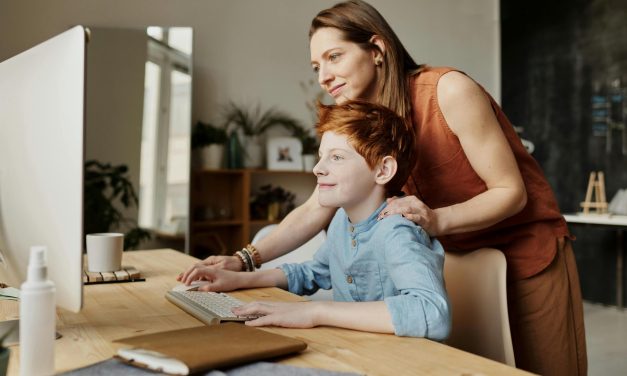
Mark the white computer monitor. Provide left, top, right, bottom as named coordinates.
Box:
left=0, top=26, right=86, bottom=313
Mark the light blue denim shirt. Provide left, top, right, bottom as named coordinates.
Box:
left=279, top=202, right=451, bottom=340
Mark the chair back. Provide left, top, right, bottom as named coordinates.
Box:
left=444, top=248, right=516, bottom=367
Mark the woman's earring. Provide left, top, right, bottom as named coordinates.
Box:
left=375, top=58, right=382, bottom=66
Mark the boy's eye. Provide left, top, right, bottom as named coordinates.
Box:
left=331, top=154, right=343, bottom=161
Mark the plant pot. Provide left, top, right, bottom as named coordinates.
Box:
left=243, top=136, right=264, bottom=168
left=200, top=144, right=224, bottom=170
left=302, top=154, right=316, bottom=172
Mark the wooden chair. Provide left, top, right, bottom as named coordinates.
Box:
left=444, top=248, right=516, bottom=367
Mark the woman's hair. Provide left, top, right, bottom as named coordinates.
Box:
left=316, top=101, right=416, bottom=197
left=309, top=0, right=423, bottom=122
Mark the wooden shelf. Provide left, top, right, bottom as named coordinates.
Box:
left=189, top=168, right=315, bottom=258
left=249, top=219, right=281, bottom=226
left=193, top=219, right=244, bottom=227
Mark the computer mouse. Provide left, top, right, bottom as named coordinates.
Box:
left=172, top=280, right=211, bottom=292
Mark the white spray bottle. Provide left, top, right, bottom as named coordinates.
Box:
left=19, top=246, right=55, bottom=376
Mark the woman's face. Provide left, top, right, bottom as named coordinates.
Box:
left=310, top=27, right=381, bottom=105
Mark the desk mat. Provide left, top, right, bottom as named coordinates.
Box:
left=59, top=359, right=362, bottom=376
left=83, top=265, right=145, bottom=285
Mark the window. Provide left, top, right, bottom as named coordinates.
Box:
left=139, top=27, right=192, bottom=238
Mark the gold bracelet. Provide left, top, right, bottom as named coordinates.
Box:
left=246, top=243, right=262, bottom=269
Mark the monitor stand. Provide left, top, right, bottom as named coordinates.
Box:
left=0, top=319, right=62, bottom=345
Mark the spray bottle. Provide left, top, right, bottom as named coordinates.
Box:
left=19, top=246, right=55, bottom=376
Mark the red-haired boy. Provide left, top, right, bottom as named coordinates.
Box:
left=181, top=101, right=450, bottom=339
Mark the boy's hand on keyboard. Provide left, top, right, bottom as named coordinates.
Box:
left=233, top=301, right=320, bottom=328
left=178, top=266, right=243, bottom=292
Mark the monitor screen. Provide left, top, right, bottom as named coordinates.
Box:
left=0, top=26, right=86, bottom=312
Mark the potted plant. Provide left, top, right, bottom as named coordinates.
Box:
left=223, top=102, right=303, bottom=169
left=288, top=124, right=319, bottom=171
left=192, top=121, right=228, bottom=170
left=250, top=184, right=295, bottom=221
left=84, top=160, right=151, bottom=250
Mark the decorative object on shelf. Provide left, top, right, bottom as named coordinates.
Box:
left=609, top=188, right=627, bottom=215
left=227, top=130, right=244, bottom=169
left=266, top=137, right=303, bottom=171
left=191, top=121, right=227, bottom=170
left=223, top=102, right=303, bottom=168
left=580, top=171, right=608, bottom=215
left=288, top=122, right=319, bottom=171
left=250, top=184, right=295, bottom=221
left=84, top=160, right=152, bottom=250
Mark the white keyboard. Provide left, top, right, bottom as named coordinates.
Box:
left=165, top=291, right=256, bottom=325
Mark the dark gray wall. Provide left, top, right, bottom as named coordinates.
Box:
left=501, top=0, right=627, bottom=304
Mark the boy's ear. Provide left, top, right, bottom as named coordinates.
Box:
left=375, top=156, right=397, bottom=186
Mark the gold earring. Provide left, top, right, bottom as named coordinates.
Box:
left=375, top=58, right=382, bottom=66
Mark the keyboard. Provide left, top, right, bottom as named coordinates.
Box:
left=165, top=290, right=254, bottom=325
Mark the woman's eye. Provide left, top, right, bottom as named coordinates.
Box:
left=331, top=154, right=343, bottom=161
left=329, top=53, right=341, bottom=62
left=312, top=65, right=319, bottom=73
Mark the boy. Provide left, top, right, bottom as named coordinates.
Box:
left=181, top=101, right=450, bottom=340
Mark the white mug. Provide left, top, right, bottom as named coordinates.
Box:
left=86, top=233, right=124, bottom=272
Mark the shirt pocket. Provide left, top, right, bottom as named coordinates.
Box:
left=350, top=259, right=384, bottom=302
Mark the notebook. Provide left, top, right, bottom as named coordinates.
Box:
left=114, top=323, right=307, bottom=375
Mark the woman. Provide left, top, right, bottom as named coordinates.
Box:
left=180, top=1, right=586, bottom=374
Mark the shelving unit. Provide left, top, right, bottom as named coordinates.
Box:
left=189, top=168, right=316, bottom=258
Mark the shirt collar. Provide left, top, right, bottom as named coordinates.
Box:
left=348, top=201, right=387, bottom=234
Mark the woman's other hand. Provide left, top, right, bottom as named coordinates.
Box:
left=233, top=301, right=320, bottom=328
left=378, top=195, right=442, bottom=236
left=179, top=266, right=243, bottom=292
left=177, top=255, right=242, bottom=283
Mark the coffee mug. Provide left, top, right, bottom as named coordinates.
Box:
left=86, top=233, right=124, bottom=272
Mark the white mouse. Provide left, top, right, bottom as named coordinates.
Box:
left=172, top=280, right=211, bottom=292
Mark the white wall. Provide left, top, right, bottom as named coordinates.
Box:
left=0, top=0, right=500, bottom=128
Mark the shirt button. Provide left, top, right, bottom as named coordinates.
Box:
left=351, top=239, right=356, bottom=247
left=346, top=275, right=353, bottom=284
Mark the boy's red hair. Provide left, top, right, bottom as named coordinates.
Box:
left=316, top=100, right=416, bottom=196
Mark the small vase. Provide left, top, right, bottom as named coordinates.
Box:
left=243, top=135, right=264, bottom=169
left=302, top=154, right=316, bottom=172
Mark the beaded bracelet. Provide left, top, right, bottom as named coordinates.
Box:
left=239, top=249, right=255, bottom=272
left=245, top=243, right=262, bottom=269
left=234, top=251, right=247, bottom=272
left=235, top=250, right=252, bottom=272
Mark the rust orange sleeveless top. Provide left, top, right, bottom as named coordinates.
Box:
left=404, top=66, right=570, bottom=281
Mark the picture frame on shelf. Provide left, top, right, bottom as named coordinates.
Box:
left=266, top=137, right=303, bottom=171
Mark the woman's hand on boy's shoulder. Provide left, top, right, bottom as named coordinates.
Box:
left=379, top=195, right=442, bottom=236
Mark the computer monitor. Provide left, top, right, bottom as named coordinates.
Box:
left=0, top=26, right=86, bottom=313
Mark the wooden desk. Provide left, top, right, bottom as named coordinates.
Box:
left=564, top=213, right=627, bottom=309
left=1, top=249, right=531, bottom=375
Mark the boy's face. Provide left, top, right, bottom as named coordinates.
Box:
left=313, top=131, right=378, bottom=209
